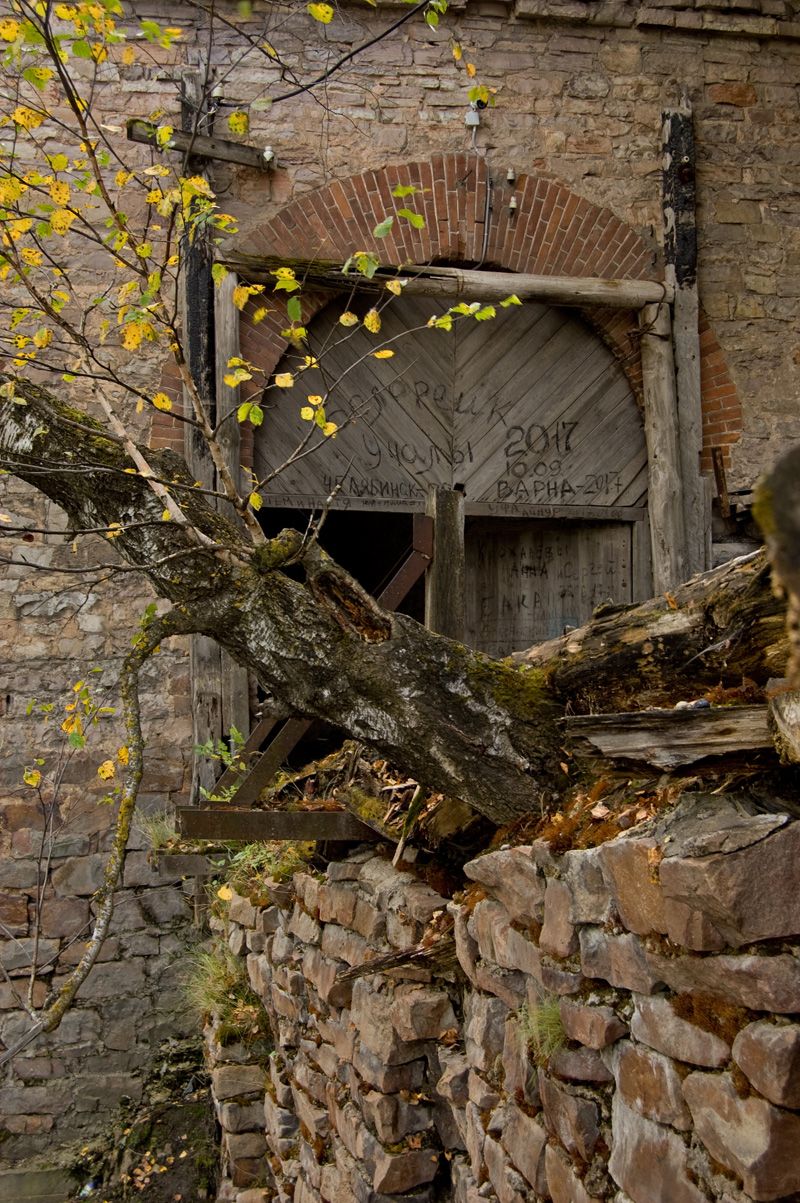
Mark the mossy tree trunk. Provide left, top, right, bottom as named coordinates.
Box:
left=0, top=380, right=789, bottom=825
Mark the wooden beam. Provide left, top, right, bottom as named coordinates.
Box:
left=222, top=255, right=673, bottom=309
left=640, top=302, right=687, bottom=593
left=565, top=705, right=773, bottom=770
left=181, top=69, right=225, bottom=804
left=663, top=95, right=708, bottom=576
left=127, top=118, right=272, bottom=171
left=221, top=717, right=314, bottom=809
left=425, top=487, right=465, bottom=641
left=178, top=808, right=381, bottom=842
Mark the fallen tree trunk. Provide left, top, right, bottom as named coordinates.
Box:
left=0, top=379, right=789, bottom=824
left=515, top=551, right=788, bottom=712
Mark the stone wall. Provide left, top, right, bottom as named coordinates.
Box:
left=208, top=796, right=800, bottom=1203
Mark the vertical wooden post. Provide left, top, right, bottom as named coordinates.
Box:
left=214, top=269, right=250, bottom=744
left=640, top=302, right=687, bottom=594
left=425, top=487, right=466, bottom=642
left=663, top=93, right=708, bottom=576
left=181, top=67, right=226, bottom=802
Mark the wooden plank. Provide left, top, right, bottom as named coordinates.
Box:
left=127, top=119, right=272, bottom=171
left=224, top=256, right=674, bottom=308
left=156, top=853, right=231, bottom=877
left=425, top=487, right=465, bottom=641
left=181, top=70, right=225, bottom=805
left=639, top=302, right=687, bottom=592
left=465, top=520, right=634, bottom=657
left=663, top=97, right=706, bottom=577
left=213, top=714, right=279, bottom=795
left=178, top=808, right=382, bottom=842
left=767, top=681, right=800, bottom=763
left=632, top=506, right=653, bottom=603
left=226, top=718, right=314, bottom=809
left=565, top=705, right=773, bottom=770
left=465, top=503, right=646, bottom=521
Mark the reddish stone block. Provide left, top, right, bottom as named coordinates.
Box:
left=684, top=1070, right=800, bottom=1200
left=616, top=1041, right=691, bottom=1129
left=732, top=1020, right=800, bottom=1109
left=608, top=1093, right=706, bottom=1203
left=538, top=1071, right=599, bottom=1161
left=559, top=999, right=628, bottom=1050
left=539, top=878, right=579, bottom=958
left=630, top=995, right=730, bottom=1067
left=545, top=1144, right=602, bottom=1203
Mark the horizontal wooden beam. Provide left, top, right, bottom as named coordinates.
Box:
left=223, top=254, right=673, bottom=309
left=565, top=705, right=773, bottom=770
left=127, top=119, right=272, bottom=171
left=156, top=853, right=231, bottom=877
left=178, top=807, right=382, bottom=842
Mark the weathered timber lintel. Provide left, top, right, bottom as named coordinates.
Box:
left=178, top=808, right=381, bottom=842
left=221, top=256, right=673, bottom=309
left=127, top=118, right=272, bottom=171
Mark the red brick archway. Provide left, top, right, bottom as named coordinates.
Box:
left=151, top=154, right=740, bottom=471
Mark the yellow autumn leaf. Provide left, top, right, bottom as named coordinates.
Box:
left=97, top=760, right=115, bottom=780
left=466, top=62, right=476, bottom=77
left=274, top=372, right=294, bottom=387
left=339, top=311, right=358, bottom=327
left=373, top=349, right=394, bottom=358
left=21, top=248, right=43, bottom=266
left=451, top=42, right=462, bottom=62
left=122, top=45, right=136, bottom=65
left=33, top=328, right=52, bottom=348
left=228, top=110, right=249, bottom=136
left=115, top=169, right=131, bottom=188
left=0, top=18, right=20, bottom=40
left=249, top=492, right=262, bottom=511
left=161, top=509, right=172, bottom=521
left=364, top=309, right=381, bottom=333
left=50, top=180, right=70, bottom=206
left=232, top=284, right=251, bottom=310
left=12, top=106, right=47, bottom=131
left=304, top=355, right=319, bottom=367
left=217, top=884, right=233, bottom=901
left=385, top=279, right=405, bottom=295
left=307, top=395, right=323, bottom=405
left=307, top=2, right=334, bottom=21
left=300, top=407, right=314, bottom=421
left=50, top=209, right=76, bottom=235
left=117, top=746, right=129, bottom=764
left=322, top=421, right=338, bottom=436
left=152, top=393, right=172, bottom=411
left=23, top=768, right=41, bottom=788
left=121, top=324, right=143, bottom=350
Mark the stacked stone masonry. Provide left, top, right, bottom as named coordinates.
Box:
left=209, top=796, right=800, bottom=1203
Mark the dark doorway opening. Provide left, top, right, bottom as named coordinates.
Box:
left=256, top=507, right=426, bottom=765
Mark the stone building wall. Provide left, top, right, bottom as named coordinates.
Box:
left=207, top=796, right=800, bottom=1203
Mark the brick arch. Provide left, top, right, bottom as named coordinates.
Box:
left=150, top=153, right=741, bottom=469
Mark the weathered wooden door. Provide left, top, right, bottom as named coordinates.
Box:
left=253, top=296, right=649, bottom=654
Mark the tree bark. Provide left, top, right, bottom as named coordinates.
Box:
left=0, top=379, right=789, bottom=823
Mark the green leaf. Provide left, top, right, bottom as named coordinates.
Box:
left=72, top=39, right=93, bottom=58
left=426, top=10, right=439, bottom=26
left=501, top=294, right=522, bottom=307
left=392, top=185, right=419, bottom=198
left=249, top=404, right=263, bottom=426
left=68, top=731, right=85, bottom=749
left=474, top=305, right=496, bottom=321
left=237, top=402, right=252, bottom=423
left=398, top=208, right=425, bottom=229
left=212, top=263, right=228, bottom=286
left=251, top=97, right=273, bottom=112
left=355, top=252, right=379, bottom=279
left=22, top=66, right=53, bottom=91
left=140, top=20, right=161, bottom=41
left=314, top=407, right=327, bottom=428
left=287, top=295, right=302, bottom=323
left=373, top=216, right=394, bottom=238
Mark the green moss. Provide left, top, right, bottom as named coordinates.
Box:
left=347, top=786, right=392, bottom=826
left=462, top=651, right=550, bottom=722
